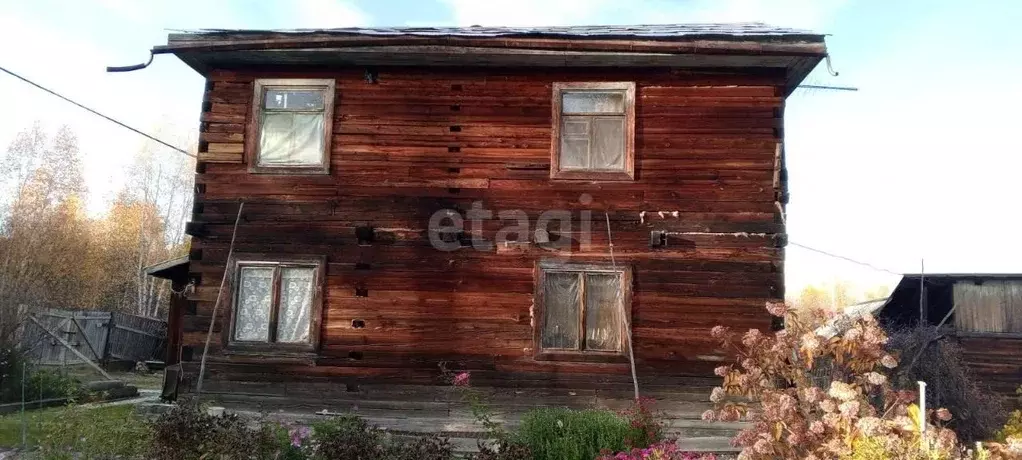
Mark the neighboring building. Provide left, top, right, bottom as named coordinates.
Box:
left=148, top=24, right=828, bottom=401
left=878, top=274, right=1022, bottom=394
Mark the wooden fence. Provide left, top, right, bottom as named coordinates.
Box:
left=20, top=308, right=167, bottom=367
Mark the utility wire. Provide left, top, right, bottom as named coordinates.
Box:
left=787, top=241, right=903, bottom=276
left=0, top=64, right=196, bottom=159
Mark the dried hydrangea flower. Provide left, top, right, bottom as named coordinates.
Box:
left=864, top=372, right=887, bottom=386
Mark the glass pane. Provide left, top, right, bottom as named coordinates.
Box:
left=234, top=267, right=273, bottom=342
left=259, top=113, right=324, bottom=165
left=542, top=272, right=580, bottom=349
left=562, top=91, right=625, bottom=114
left=562, top=119, right=589, bottom=136
left=559, top=117, right=590, bottom=170
left=265, top=89, right=325, bottom=110
left=591, top=117, right=626, bottom=170
left=277, top=267, right=315, bottom=343
left=585, top=273, right=622, bottom=351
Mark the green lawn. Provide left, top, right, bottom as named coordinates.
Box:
left=0, top=404, right=146, bottom=454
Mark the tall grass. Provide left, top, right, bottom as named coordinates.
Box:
left=515, top=408, right=632, bottom=460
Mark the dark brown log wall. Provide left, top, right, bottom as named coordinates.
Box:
left=957, top=336, right=1022, bottom=396
left=183, top=66, right=786, bottom=392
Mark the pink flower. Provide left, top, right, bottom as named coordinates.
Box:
left=809, top=420, right=826, bottom=435
left=713, top=365, right=730, bottom=377
left=855, top=416, right=883, bottom=436
left=289, top=426, right=310, bottom=447
left=753, top=439, right=773, bottom=454
left=710, top=387, right=726, bottom=403
left=742, top=329, right=764, bottom=347
left=936, top=408, right=952, bottom=421
left=864, top=372, right=887, bottom=386
left=839, top=400, right=860, bottom=418
left=778, top=394, right=796, bottom=413
left=453, top=371, right=470, bottom=387
left=701, top=409, right=716, bottom=421
left=880, top=354, right=898, bottom=369
left=827, top=381, right=857, bottom=402
left=803, top=386, right=824, bottom=404
left=765, top=301, right=787, bottom=317
left=710, top=325, right=730, bottom=339
left=801, top=333, right=821, bottom=353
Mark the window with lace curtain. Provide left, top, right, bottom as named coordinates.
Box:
left=550, top=82, right=635, bottom=180
left=248, top=79, right=335, bottom=174
left=533, top=262, right=632, bottom=361
left=227, top=255, right=325, bottom=352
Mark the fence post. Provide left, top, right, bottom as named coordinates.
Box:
left=918, top=380, right=927, bottom=451
left=103, top=312, right=114, bottom=365
left=21, top=361, right=27, bottom=448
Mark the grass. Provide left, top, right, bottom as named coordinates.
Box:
left=515, top=407, right=634, bottom=460
left=0, top=404, right=146, bottom=453
left=64, top=366, right=164, bottom=391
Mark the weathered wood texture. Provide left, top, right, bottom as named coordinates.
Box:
left=184, top=66, right=786, bottom=392
left=956, top=335, right=1022, bottom=396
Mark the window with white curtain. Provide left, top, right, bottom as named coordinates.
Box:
left=230, top=256, right=323, bottom=349
left=536, top=263, right=631, bottom=357
left=551, top=82, right=635, bottom=180
left=250, top=79, right=334, bottom=173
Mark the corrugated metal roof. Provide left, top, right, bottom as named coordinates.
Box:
left=173, top=22, right=821, bottom=40
left=815, top=298, right=892, bottom=339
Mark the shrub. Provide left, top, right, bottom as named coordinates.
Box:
left=997, top=386, right=1022, bottom=443
left=303, top=415, right=455, bottom=460
left=386, top=432, right=455, bottom=460
left=0, top=346, right=80, bottom=404
left=886, top=325, right=1006, bottom=443
left=620, top=396, right=666, bottom=449
left=146, top=402, right=288, bottom=460
left=704, top=302, right=964, bottom=459
left=515, top=407, right=633, bottom=460
left=308, top=415, right=386, bottom=459
left=467, top=437, right=533, bottom=460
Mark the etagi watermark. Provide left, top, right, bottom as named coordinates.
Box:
left=427, top=193, right=596, bottom=253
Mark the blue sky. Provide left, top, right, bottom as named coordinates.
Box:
left=1, top=0, right=1020, bottom=295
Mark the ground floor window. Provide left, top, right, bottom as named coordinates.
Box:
left=228, top=254, right=325, bottom=351
left=534, top=262, right=631, bottom=360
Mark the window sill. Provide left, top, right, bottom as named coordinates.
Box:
left=248, top=165, right=330, bottom=175
left=534, top=350, right=629, bottom=363
left=550, top=170, right=634, bottom=181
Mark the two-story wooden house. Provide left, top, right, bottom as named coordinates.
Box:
left=145, top=24, right=828, bottom=402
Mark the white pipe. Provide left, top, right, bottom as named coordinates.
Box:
left=918, top=380, right=927, bottom=450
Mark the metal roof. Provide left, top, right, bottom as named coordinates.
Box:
left=143, top=256, right=189, bottom=281
left=172, top=23, right=822, bottom=40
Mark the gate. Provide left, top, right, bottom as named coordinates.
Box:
left=21, top=308, right=167, bottom=367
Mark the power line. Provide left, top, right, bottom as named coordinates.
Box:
left=788, top=241, right=903, bottom=276
left=0, top=64, right=196, bottom=159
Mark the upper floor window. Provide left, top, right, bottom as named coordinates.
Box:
left=551, top=82, right=635, bottom=180
left=534, top=262, right=632, bottom=361
left=228, top=254, right=325, bottom=352
left=249, top=79, right=335, bottom=174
